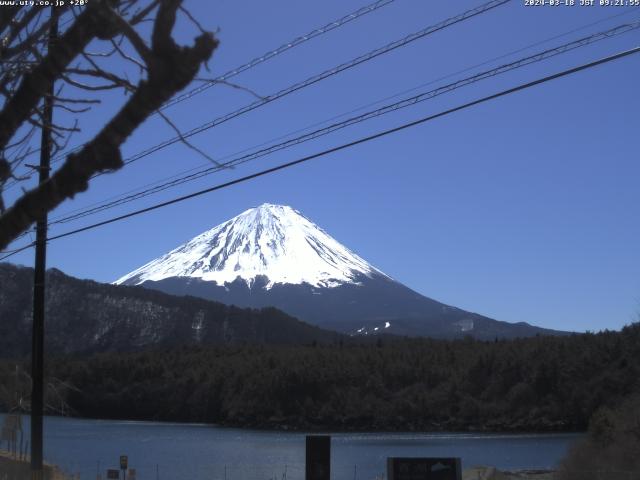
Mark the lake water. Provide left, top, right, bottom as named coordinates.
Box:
left=0, top=414, right=581, bottom=480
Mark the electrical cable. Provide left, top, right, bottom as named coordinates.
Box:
left=46, top=20, right=640, bottom=227
left=3, top=0, right=399, bottom=182
left=46, top=7, right=639, bottom=226
left=4, top=45, right=630, bottom=256
left=161, top=0, right=399, bottom=111
left=107, top=0, right=511, bottom=175
left=3, top=0, right=514, bottom=245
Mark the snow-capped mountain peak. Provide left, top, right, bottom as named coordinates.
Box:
left=115, top=203, right=387, bottom=289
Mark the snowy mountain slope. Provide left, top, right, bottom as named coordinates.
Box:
left=115, top=204, right=387, bottom=289
left=116, top=203, right=569, bottom=339
left=140, top=273, right=568, bottom=340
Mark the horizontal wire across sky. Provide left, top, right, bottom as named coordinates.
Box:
left=3, top=44, right=638, bottom=261
left=2, top=1, right=638, bottom=332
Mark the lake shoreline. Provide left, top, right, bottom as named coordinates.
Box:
left=1, top=414, right=578, bottom=480
left=214, top=418, right=581, bottom=434
left=463, top=466, right=557, bottom=479
left=1, top=448, right=559, bottom=480
left=18, top=410, right=585, bottom=435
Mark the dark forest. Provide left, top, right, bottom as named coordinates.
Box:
left=2, top=323, right=638, bottom=432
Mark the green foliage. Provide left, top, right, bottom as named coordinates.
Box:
left=2, top=323, right=639, bottom=432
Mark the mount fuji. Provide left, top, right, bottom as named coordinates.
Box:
left=116, top=204, right=565, bottom=339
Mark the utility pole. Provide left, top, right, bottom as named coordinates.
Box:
left=31, top=7, right=58, bottom=480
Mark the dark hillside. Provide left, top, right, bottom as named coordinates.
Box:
left=0, top=263, right=341, bottom=358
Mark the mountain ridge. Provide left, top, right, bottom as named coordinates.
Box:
left=142, top=273, right=567, bottom=339
left=0, top=262, right=341, bottom=358
left=116, top=203, right=570, bottom=339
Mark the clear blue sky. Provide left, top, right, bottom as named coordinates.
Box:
left=5, top=0, right=640, bottom=333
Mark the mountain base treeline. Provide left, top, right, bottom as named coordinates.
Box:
left=1, top=324, right=639, bottom=432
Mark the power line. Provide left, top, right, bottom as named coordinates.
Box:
left=29, top=46, right=640, bottom=249
left=2, top=45, right=638, bottom=260
left=4, top=0, right=399, bottom=184
left=0, top=242, right=34, bottom=261
left=46, top=20, right=640, bottom=227
left=47, top=7, right=639, bottom=226
left=110, top=0, right=510, bottom=173
left=10, top=4, right=637, bottom=198
left=0, top=243, right=34, bottom=256
left=33, top=0, right=503, bottom=191
left=161, top=0, right=399, bottom=111
left=4, top=0, right=513, bottom=246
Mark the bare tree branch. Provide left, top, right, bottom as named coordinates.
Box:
left=130, top=0, right=161, bottom=25
left=197, top=77, right=265, bottom=100
left=0, top=0, right=218, bottom=250
left=66, top=67, right=136, bottom=91
left=53, top=103, right=92, bottom=114
left=1, top=8, right=40, bottom=57
left=157, top=109, right=223, bottom=166
left=110, top=12, right=154, bottom=66
left=1, top=12, right=57, bottom=62
left=110, top=36, right=147, bottom=72
left=0, top=6, right=21, bottom=36
left=0, top=4, right=111, bottom=151
left=179, top=4, right=207, bottom=35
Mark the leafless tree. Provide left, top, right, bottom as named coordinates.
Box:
left=0, top=0, right=218, bottom=251
left=0, top=364, right=75, bottom=457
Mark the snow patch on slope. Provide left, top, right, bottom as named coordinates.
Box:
left=115, top=204, right=388, bottom=289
